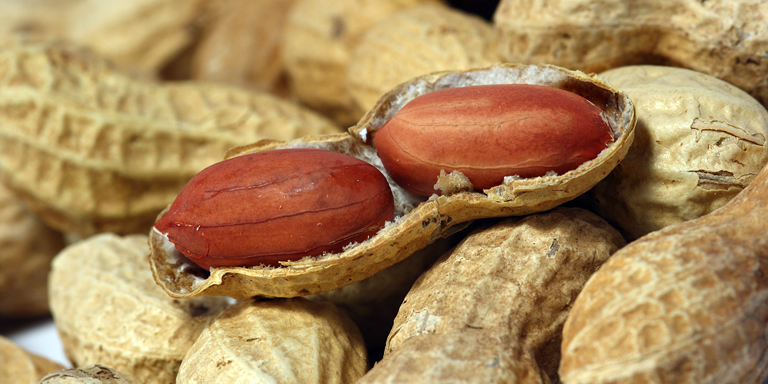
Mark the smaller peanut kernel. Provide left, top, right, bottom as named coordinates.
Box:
left=154, top=148, right=395, bottom=269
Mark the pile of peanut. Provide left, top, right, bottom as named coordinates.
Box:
left=1, top=1, right=767, bottom=384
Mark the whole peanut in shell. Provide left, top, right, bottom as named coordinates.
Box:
left=375, top=84, right=614, bottom=196
left=49, top=234, right=229, bottom=384
left=176, top=298, right=367, bottom=384
left=586, top=65, right=768, bottom=240
left=154, top=148, right=394, bottom=269
left=148, top=63, right=635, bottom=300
left=0, top=42, right=340, bottom=237
left=358, top=207, right=625, bottom=383
left=40, top=365, right=143, bottom=384
left=493, top=0, right=768, bottom=108
left=559, top=135, right=768, bottom=382
left=0, top=335, right=65, bottom=384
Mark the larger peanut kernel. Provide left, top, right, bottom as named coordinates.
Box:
left=374, top=84, right=614, bottom=196
left=154, top=148, right=394, bottom=269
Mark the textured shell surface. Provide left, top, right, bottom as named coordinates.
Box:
left=148, top=63, right=635, bottom=300
left=357, top=207, right=625, bottom=383
left=0, top=42, right=340, bottom=236
left=347, top=3, right=500, bottom=113
left=560, top=139, right=768, bottom=383
left=176, top=298, right=367, bottom=384
left=40, top=365, right=143, bottom=384
left=49, top=233, right=229, bottom=384
left=587, top=65, right=768, bottom=240
left=493, top=0, right=768, bottom=108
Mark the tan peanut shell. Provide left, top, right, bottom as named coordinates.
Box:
left=0, top=335, right=66, bottom=384
left=65, top=0, right=216, bottom=79
left=49, top=234, right=229, bottom=384
left=493, top=0, right=768, bottom=108
left=0, top=182, right=65, bottom=318
left=306, top=233, right=463, bottom=354
left=176, top=298, right=367, bottom=384
left=149, top=63, right=635, bottom=300
left=358, top=207, right=625, bottom=383
left=282, top=0, right=443, bottom=126
left=189, top=0, right=295, bottom=95
left=347, top=4, right=500, bottom=113
left=40, top=365, right=143, bottom=384
left=559, top=140, right=768, bottom=382
left=586, top=65, right=768, bottom=240
left=0, top=42, right=340, bottom=237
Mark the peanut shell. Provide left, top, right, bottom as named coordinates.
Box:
left=493, top=0, right=768, bottom=108
left=282, top=0, right=443, bottom=126
left=347, top=4, right=500, bottom=113
left=40, top=365, right=143, bottom=384
left=149, top=63, right=635, bottom=300
left=0, top=42, right=340, bottom=237
left=189, top=0, right=295, bottom=95
left=559, top=133, right=768, bottom=382
left=176, top=298, right=367, bottom=384
left=586, top=65, right=768, bottom=240
left=0, top=182, right=65, bottom=318
left=49, top=234, right=229, bottom=384
left=65, top=0, right=216, bottom=79
left=0, top=335, right=66, bottom=384
left=358, top=207, right=625, bottom=383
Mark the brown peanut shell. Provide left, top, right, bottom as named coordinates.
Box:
left=559, top=129, right=768, bottom=382
left=347, top=4, right=500, bottom=113
left=0, top=335, right=66, bottom=384
left=49, top=234, right=229, bottom=384
left=282, top=0, right=443, bottom=126
left=0, top=42, right=340, bottom=237
left=176, top=298, right=367, bottom=384
left=0, top=182, right=65, bottom=318
left=357, top=207, right=625, bottom=383
left=148, top=63, right=635, bottom=300
left=493, top=0, right=768, bottom=109
left=189, top=0, right=295, bottom=95
left=40, top=365, right=143, bottom=384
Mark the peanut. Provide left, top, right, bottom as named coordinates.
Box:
left=494, top=0, right=768, bottom=109
left=358, top=207, right=625, bottom=383
left=374, top=84, right=614, bottom=196
left=49, top=234, right=229, bottom=384
left=188, top=0, right=295, bottom=96
left=153, top=148, right=394, bottom=269
left=282, top=0, right=443, bottom=126
left=0, top=335, right=65, bottom=384
left=559, top=142, right=768, bottom=382
left=0, top=182, right=65, bottom=319
left=40, top=365, right=142, bottom=384
left=176, top=298, right=367, bottom=384
left=586, top=65, right=768, bottom=240
left=346, top=4, right=500, bottom=113
left=0, top=42, right=340, bottom=237
left=149, top=63, right=635, bottom=300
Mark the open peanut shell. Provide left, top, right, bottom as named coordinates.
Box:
left=149, top=63, right=636, bottom=299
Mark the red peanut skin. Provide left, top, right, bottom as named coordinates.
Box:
left=154, top=148, right=395, bottom=269
left=374, top=84, right=614, bottom=196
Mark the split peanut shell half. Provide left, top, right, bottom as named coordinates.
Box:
left=149, top=63, right=636, bottom=299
